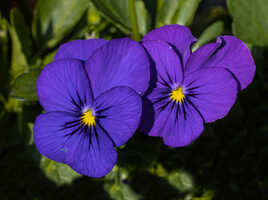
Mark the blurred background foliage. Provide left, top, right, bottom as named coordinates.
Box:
left=0, top=0, right=268, bottom=199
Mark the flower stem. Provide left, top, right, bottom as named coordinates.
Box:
left=128, top=0, right=140, bottom=41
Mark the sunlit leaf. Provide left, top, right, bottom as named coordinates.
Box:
left=32, top=0, right=89, bottom=49
left=11, top=69, right=41, bottom=101
left=40, top=156, right=81, bottom=185
left=167, top=171, right=194, bottom=192
left=104, top=182, right=142, bottom=200
left=9, top=8, right=32, bottom=78
left=156, top=0, right=180, bottom=27
left=91, top=0, right=150, bottom=35
left=227, top=0, right=268, bottom=46
left=173, top=0, right=202, bottom=26
left=0, top=14, right=9, bottom=92
left=192, top=20, right=224, bottom=51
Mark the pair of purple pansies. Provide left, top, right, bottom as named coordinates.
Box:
left=34, top=25, right=255, bottom=178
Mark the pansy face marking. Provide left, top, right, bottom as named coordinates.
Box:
left=81, top=109, right=96, bottom=127
left=170, top=86, right=185, bottom=103
left=140, top=24, right=255, bottom=147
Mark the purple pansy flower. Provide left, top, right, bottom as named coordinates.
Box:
left=140, top=25, right=255, bottom=147
left=34, top=38, right=150, bottom=177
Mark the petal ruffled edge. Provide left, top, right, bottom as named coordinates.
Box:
left=85, top=38, right=150, bottom=98
left=142, top=24, right=197, bottom=66
left=54, top=39, right=107, bottom=61
left=187, top=36, right=256, bottom=90
left=183, top=67, right=238, bottom=123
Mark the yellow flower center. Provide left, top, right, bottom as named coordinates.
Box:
left=170, top=86, right=185, bottom=103
left=81, top=109, right=95, bottom=127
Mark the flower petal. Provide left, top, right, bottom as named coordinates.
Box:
left=142, top=24, right=196, bottom=66
left=140, top=87, right=204, bottom=147
left=187, top=36, right=256, bottom=90
left=93, top=86, right=142, bottom=147
left=37, top=59, right=93, bottom=113
left=142, top=40, right=183, bottom=88
left=139, top=87, right=170, bottom=135
left=184, top=68, right=238, bottom=123
left=54, top=39, right=107, bottom=61
left=85, top=38, right=150, bottom=98
left=185, top=43, right=221, bottom=74
left=162, top=101, right=204, bottom=147
left=34, top=111, right=117, bottom=178
left=68, top=125, right=117, bottom=178
left=34, top=111, right=83, bottom=163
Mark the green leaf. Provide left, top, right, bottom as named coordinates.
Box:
left=167, top=171, right=194, bottom=192
left=9, top=8, right=32, bottom=78
left=91, top=0, right=150, bottom=35
left=104, top=166, right=142, bottom=200
left=0, top=14, right=10, bottom=93
left=32, top=0, right=89, bottom=49
left=42, top=50, right=57, bottom=66
left=173, top=0, right=202, bottom=26
left=135, top=0, right=151, bottom=36
left=192, top=189, right=215, bottom=200
left=40, top=156, right=81, bottom=185
left=11, top=69, right=41, bottom=101
left=192, top=21, right=224, bottom=51
left=27, top=123, right=34, bottom=145
left=156, top=0, right=180, bottom=27
left=88, top=2, right=102, bottom=25
left=227, top=0, right=268, bottom=46
left=105, top=182, right=142, bottom=200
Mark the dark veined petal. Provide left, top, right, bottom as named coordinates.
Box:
left=184, top=68, right=238, bottom=123
left=140, top=86, right=204, bottom=146
left=140, top=85, right=204, bottom=147
left=68, top=124, right=117, bottom=178
left=162, top=100, right=204, bottom=147
left=93, top=86, right=142, bottom=147
left=85, top=38, right=150, bottom=98
left=37, top=59, right=93, bottom=113
left=142, top=24, right=196, bottom=66
left=186, top=36, right=256, bottom=90
left=54, top=39, right=107, bottom=61
left=34, top=111, right=117, bottom=178
left=142, top=40, right=183, bottom=88
left=34, top=111, right=84, bottom=163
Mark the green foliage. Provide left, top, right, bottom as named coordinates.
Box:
left=104, top=182, right=142, bottom=200
left=9, top=8, right=32, bottom=78
left=0, top=13, right=9, bottom=94
left=1, top=0, right=268, bottom=199
left=104, top=167, right=142, bottom=200
left=32, top=0, right=89, bottom=49
left=40, top=156, right=81, bottom=185
left=11, top=69, right=41, bottom=101
left=156, top=0, right=202, bottom=27
left=192, top=20, right=224, bottom=51
left=192, top=189, right=214, bottom=200
left=173, top=0, right=202, bottom=26
left=91, top=0, right=150, bottom=35
left=167, top=171, right=194, bottom=193
left=157, top=0, right=180, bottom=27
left=227, top=0, right=268, bottom=46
